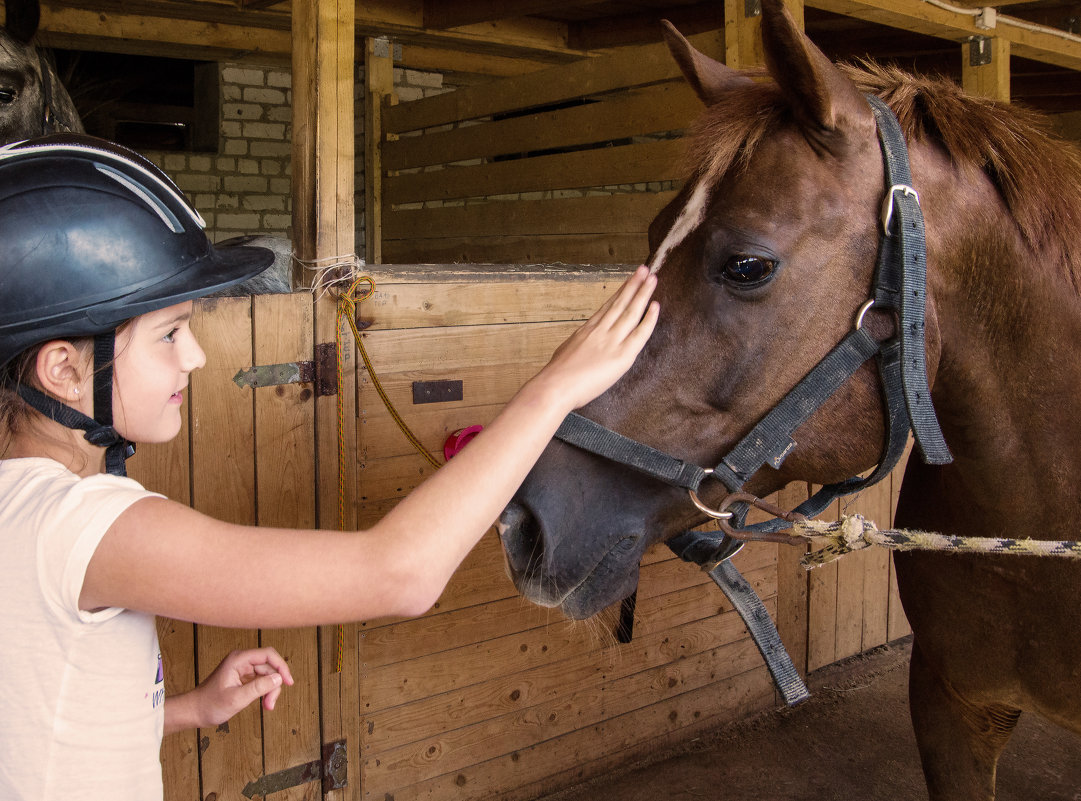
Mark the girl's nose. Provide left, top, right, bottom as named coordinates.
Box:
left=183, top=335, right=207, bottom=372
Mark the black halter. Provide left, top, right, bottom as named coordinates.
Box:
left=555, top=95, right=952, bottom=549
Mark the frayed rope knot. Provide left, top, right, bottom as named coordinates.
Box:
left=791, top=514, right=1081, bottom=569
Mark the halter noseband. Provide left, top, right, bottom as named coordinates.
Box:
left=553, top=95, right=952, bottom=554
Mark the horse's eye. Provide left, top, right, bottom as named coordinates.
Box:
left=721, top=255, right=775, bottom=286
left=0, top=89, right=16, bottom=104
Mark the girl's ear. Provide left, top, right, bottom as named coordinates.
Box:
left=35, top=341, right=92, bottom=407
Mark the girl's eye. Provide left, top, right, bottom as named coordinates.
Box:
left=163, top=328, right=179, bottom=343
left=721, top=255, right=776, bottom=286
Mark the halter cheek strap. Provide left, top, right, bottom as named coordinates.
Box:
left=13, top=331, right=135, bottom=476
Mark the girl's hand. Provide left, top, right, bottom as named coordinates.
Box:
left=167, top=647, right=295, bottom=732
left=535, top=266, right=659, bottom=411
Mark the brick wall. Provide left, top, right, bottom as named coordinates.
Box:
left=143, top=61, right=450, bottom=257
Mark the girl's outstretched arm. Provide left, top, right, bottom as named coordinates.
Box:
left=81, top=268, right=658, bottom=627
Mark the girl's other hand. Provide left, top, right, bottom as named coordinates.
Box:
left=192, top=646, right=295, bottom=726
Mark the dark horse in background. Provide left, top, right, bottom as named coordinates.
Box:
left=0, top=0, right=82, bottom=140
left=499, top=0, right=1081, bottom=798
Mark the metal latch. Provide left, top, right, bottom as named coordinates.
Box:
left=233, top=342, right=339, bottom=397
left=242, top=739, right=347, bottom=798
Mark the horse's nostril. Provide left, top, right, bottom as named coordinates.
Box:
left=497, top=502, right=542, bottom=576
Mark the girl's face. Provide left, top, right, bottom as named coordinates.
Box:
left=110, top=301, right=206, bottom=444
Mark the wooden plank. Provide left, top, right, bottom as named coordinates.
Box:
left=188, top=297, right=263, bottom=801
left=888, top=447, right=913, bottom=640
left=853, top=479, right=894, bottom=650
left=358, top=552, right=776, bottom=670
left=361, top=592, right=775, bottom=755
left=252, top=293, right=321, bottom=801
left=385, top=138, right=684, bottom=205
left=807, top=496, right=841, bottom=672
left=383, top=233, right=653, bottom=266
left=360, top=320, right=581, bottom=372
left=424, top=0, right=581, bottom=30
left=383, top=666, right=774, bottom=801
left=963, top=36, right=1011, bottom=102
left=357, top=278, right=618, bottom=329
left=360, top=577, right=777, bottom=713
left=382, top=30, right=724, bottom=133
left=775, top=481, right=811, bottom=676
left=365, top=36, right=395, bottom=265
left=487, top=667, right=774, bottom=801
left=383, top=82, right=696, bottom=171
left=364, top=636, right=767, bottom=790
left=382, top=192, right=675, bottom=241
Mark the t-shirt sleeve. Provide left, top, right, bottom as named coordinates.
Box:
left=36, top=473, right=163, bottom=624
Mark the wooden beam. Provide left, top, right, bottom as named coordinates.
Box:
left=424, top=0, right=604, bottom=30
left=365, top=37, right=395, bottom=265
left=808, top=0, right=1081, bottom=71
left=963, top=35, right=1010, bottom=101
left=291, top=0, right=355, bottom=285
left=568, top=3, right=726, bottom=50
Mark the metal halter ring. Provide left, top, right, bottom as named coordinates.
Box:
left=687, top=468, right=734, bottom=520
left=855, top=299, right=875, bottom=330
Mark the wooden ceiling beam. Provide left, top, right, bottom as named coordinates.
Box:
left=31, top=0, right=590, bottom=64
left=423, top=0, right=604, bottom=30
left=568, top=3, right=725, bottom=50
left=808, top=0, right=1081, bottom=71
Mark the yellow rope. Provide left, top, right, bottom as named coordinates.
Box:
left=795, top=515, right=1081, bottom=569
left=332, top=276, right=445, bottom=671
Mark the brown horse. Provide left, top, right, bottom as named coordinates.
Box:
left=497, top=2, right=1081, bottom=798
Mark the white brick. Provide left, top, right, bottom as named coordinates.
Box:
left=224, top=103, right=263, bottom=120
left=242, top=121, right=286, bottom=140
left=223, top=175, right=268, bottom=192
left=223, top=139, right=249, bottom=156
left=266, top=70, right=292, bottom=89
left=217, top=212, right=261, bottom=228
left=221, top=67, right=265, bottom=86
left=242, top=87, right=286, bottom=105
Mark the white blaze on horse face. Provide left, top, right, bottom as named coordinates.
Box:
left=647, top=177, right=712, bottom=275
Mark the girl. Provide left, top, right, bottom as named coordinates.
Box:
left=0, top=134, right=658, bottom=800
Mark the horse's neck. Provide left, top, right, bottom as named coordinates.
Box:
left=921, top=201, right=1081, bottom=532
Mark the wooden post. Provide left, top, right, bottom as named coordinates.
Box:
left=963, top=35, right=1010, bottom=102
left=292, top=0, right=355, bottom=287
left=364, top=36, right=395, bottom=265
left=724, top=0, right=803, bottom=67
left=291, top=3, right=362, bottom=800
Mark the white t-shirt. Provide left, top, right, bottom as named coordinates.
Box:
left=0, top=457, right=166, bottom=801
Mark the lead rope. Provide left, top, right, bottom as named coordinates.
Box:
left=332, top=276, right=445, bottom=671
left=795, top=515, right=1081, bottom=568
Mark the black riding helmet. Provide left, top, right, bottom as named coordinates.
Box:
left=0, top=133, right=275, bottom=474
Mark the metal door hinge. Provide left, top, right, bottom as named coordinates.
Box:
left=233, top=342, right=339, bottom=397
left=242, top=739, right=347, bottom=798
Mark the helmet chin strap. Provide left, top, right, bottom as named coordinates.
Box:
left=15, top=331, right=135, bottom=477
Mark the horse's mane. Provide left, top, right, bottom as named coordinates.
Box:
left=687, top=61, right=1081, bottom=284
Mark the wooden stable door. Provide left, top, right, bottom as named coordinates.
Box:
left=129, top=292, right=360, bottom=801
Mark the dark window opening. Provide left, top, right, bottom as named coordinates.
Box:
left=52, top=50, right=220, bottom=152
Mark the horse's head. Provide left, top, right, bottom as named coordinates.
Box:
left=498, top=0, right=930, bottom=619
left=0, top=0, right=83, bottom=143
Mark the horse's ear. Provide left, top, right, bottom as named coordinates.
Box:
left=661, top=19, right=752, bottom=106
left=4, top=0, right=41, bottom=44
left=760, top=0, right=874, bottom=144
